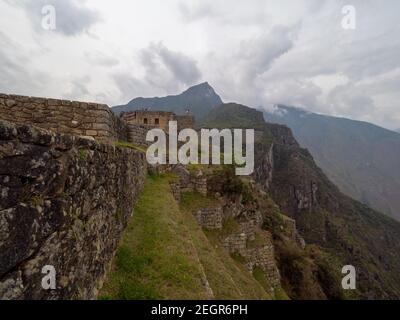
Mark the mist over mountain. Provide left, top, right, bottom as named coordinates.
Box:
left=264, top=105, right=400, bottom=220
left=112, top=82, right=223, bottom=121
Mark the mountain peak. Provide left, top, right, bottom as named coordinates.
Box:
left=189, top=81, right=211, bottom=89
left=183, top=82, right=217, bottom=97
left=112, top=82, right=223, bottom=120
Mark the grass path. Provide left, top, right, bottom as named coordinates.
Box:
left=100, top=174, right=272, bottom=300
left=99, top=174, right=210, bottom=299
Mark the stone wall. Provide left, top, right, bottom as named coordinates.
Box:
left=222, top=229, right=281, bottom=287
left=192, top=177, right=208, bottom=196
left=169, top=181, right=181, bottom=202
left=126, top=124, right=155, bottom=148
left=176, top=115, right=195, bottom=130
left=193, top=207, right=223, bottom=230
left=167, top=165, right=283, bottom=290
left=222, top=233, right=247, bottom=255
left=0, top=120, right=147, bottom=299
left=122, top=110, right=175, bottom=132
left=0, top=94, right=127, bottom=144
left=168, top=165, right=209, bottom=198
left=245, top=239, right=281, bottom=286
left=239, top=220, right=257, bottom=241
left=122, top=111, right=194, bottom=132
left=112, top=116, right=129, bottom=142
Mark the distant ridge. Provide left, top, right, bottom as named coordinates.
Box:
left=264, top=104, right=400, bottom=220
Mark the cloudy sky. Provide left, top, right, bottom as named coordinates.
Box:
left=0, top=0, right=399, bottom=130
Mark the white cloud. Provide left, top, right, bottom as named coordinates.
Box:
left=112, top=42, right=202, bottom=103
left=0, top=0, right=399, bottom=129
left=7, top=0, right=101, bottom=36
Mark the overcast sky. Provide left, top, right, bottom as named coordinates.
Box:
left=0, top=0, right=399, bottom=130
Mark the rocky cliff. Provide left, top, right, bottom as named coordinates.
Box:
left=0, top=120, right=147, bottom=299
left=265, top=122, right=400, bottom=299
left=264, top=105, right=400, bottom=221
left=203, top=103, right=400, bottom=299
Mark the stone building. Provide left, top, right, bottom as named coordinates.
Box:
left=121, top=110, right=194, bottom=131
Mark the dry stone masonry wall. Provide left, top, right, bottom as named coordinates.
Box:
left=222, top=233, right=247, bottom=254
left=168, top=165, right=209, bottom=197
left=193, top=208, right=223, bottom=230
left=245, top=237, right=281, bottom=286
left=127, top=124, right=155, bottom=148
left=168, top=165, right=284, bottom=289
left=0, top=94, right=131, bottom=144
left=169, top=181, right=181, bottom=202
left=0, top=120, right=147, bottom=299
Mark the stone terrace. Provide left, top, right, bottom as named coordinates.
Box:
left=0, top=94, right=128, bottom=144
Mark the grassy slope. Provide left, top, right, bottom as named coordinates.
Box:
left=100, top=174, right=271, bottom=300
left=179, top=192, right=271, bottom=299
left=99, top=174, right=208, bottom=299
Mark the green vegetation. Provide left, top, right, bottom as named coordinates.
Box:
left=208, top=166, right=255, bottom=204
left=100, top=174, right=210, bottom=300
left=205, top=101, right=400, bottom=298
left=201, top=103, right=266, bottom=130
left=179, top=188, right=286, bottom=300
left=265, top=104, right=400, bottom=220
left=102, top=85, right=400, bottom=299
left=186, top=163, right=220, bottom=175
left=180, top=191, right=219, bottom=212
left=180, top=202, right=272, bottom=299
left=247, top=231, right=270, bottom=249
left=78, top=149, right=88, bottom=161
left=252, top=267, right=271, bottom=291
left=220, top=218, right=241, bottom=237
left=19, top=185, right=45, bottom=206
left=100, top=174, right=277, bottom=300
left=116, top=141, right=147, bottom=153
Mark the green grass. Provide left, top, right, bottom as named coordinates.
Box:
left=100, top=174, right=273, bottom=300
left=78, top=149, right=88, bottom=161
left=251, top=267, right=290, bottom=300
left=180, top=191, right=220, bottom=213
left=180, top=191, right=272, bottom=300
left=253, top=266, right=271, bottom=291
left=99, top=174, right=211, bottom=300
left=221, top=218, right=241, bottom=237
left=247, top=231, right=271, bottom=249
left=181, top=212, right=272, bottom=300
left=116, top=141, right=147, bottom=153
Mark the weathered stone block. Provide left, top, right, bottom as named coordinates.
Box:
left=92, top=123, right=109, bottom=131
left=85, top=130, right=98, bottom=137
